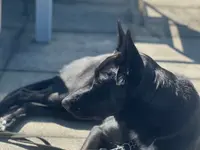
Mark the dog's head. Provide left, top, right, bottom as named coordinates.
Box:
left=62, top=21, right=144, bottom=120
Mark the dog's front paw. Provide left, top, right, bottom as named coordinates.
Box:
left=0, top=115, right=16, bottom=132
left=0, top=117, right=7, bottom=131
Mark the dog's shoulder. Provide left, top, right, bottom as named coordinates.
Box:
left=154, top=66, right=200, bottom=107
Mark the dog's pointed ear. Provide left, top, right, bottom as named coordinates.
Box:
left=116, top=20, right=125, bottom=51
left=116, top=30, right=143, bottom=86
left=125, top=30, right=143, bottom=70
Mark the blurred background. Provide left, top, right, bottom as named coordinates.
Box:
left=0, top=0, right=199, bottom=149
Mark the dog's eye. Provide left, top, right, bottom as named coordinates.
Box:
left=94, top=72, right=114, bottom=85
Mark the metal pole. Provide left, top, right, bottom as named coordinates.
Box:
left=0, top=0, right=2, bottom=33
left=35, top=0, right=52, bottom=42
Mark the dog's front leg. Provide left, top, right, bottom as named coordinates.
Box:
left=0, top=102, right=73, bottom=131
left=81, top=126, right=107, bottom=150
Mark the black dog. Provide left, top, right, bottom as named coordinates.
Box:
left=67, top=28, right=200, bottom=149
left=0, top=21, right=200, bottom=150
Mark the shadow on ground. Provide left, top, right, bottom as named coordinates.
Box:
left=138, top=2, right=200, bottom=64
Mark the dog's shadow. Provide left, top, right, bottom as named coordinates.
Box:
left=2, top=116, right=98, bottom=149
left=14, top=116, right=97, bottom=132
left=0, top=138, right=65, bottom=150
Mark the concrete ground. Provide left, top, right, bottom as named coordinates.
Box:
left=0, top=0, right=200, bottom=149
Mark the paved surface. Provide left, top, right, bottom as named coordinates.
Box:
left=0, top=0, right=200, bottom=149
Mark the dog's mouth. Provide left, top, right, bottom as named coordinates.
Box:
left=66, top=108, right=103, bottom=121
left=72, top=113, right=103, bottom=121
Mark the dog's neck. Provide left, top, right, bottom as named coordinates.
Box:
left=114, top=61, right=170, bottom=146
left=126, top=54, right=159, bottom=104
